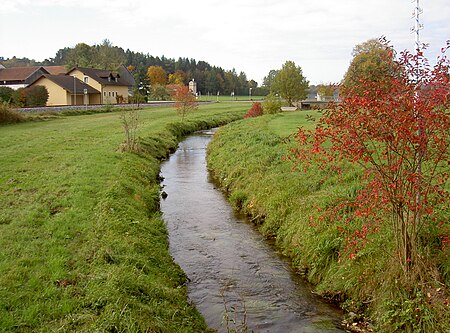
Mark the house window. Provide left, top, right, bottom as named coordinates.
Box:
left=84, top=76, right=89, bottom=83
left=103, top=91, right=107, bottom=97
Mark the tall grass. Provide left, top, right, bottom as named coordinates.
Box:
left=207, top=111, right=450, bottom=332
left=0, top=103, right=248, bottom=331
left=0, top=102, right=25, bottom=124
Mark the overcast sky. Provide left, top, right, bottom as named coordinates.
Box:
left=1, top=0, right=449, bottom=85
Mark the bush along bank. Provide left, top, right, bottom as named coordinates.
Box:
left=206, top=114, right=450, bottom=333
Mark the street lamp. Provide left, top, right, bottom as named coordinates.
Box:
left=72, top=75, right=77, bottom=106
left=249, top=87, right=252, bottom=100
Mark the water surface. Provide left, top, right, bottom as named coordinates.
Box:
left=161, top=130, right=345, bottom=333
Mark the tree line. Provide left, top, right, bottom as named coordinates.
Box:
left=1, top=38, right=399, bottom=104
left=1, top=39, right=268, bottom=97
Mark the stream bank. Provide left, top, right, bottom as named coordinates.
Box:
left=160, top=129, right=345, bottom=332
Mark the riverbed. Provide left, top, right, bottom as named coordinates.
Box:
left=160, top=129, right=345, bottom=333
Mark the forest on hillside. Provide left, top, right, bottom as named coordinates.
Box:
left=0, top=39, right=269, bottom=97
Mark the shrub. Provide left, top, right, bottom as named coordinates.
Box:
left=0, top=87, right=14, bottom=104
left=11, top=86, right=49, bottom=107
left=119, top=108, right=140, bottom=152
left=129, top=90, right=145, bottom=106
left=25, top=85, right=49, bottom=107
left=0, top=102, right=25, bottom=124
left=116, top=94, right=126, bottom=104
left=150, top=84, right=170, bottom=101
left=262, top=93, right=282, bottom=114
left=244, top=102, right=263, bottom=118
left=12, top=88, right=27, bottom=107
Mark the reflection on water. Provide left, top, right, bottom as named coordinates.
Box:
left=160, top=130, right=345, bottom=333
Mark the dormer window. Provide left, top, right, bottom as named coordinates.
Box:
left=84, top=76, right=89, bottom=83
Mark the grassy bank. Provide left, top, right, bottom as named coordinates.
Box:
left=207, top=111, right=450, bottom=332
left=0, top=102, right=248, bottom=332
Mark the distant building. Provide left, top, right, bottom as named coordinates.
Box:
left=0, top=65, right=68, bottom=90
left=2, top=64, right=136, bottom=106
left=67, top=65, right=135, bottom=104
left=188, top=79, right=197, bottom=95
left=29, top=74, right=100, bottom=106
left=0, top=66, right=49, bottom=90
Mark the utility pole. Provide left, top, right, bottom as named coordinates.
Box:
left=411, top=0, right=423, bottom=53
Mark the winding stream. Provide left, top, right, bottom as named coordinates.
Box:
left=160, top=129, right=345, bottom=333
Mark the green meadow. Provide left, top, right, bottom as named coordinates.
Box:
left=2, top=103, right=449, bottom=332
left=207, top=111, right=450, bottom=332
left=197, top=95, right=265, bottom=102
left=0, top=103, right=248, bottom=332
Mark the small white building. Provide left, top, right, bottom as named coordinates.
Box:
left=188, top=79, right=197, bottom=95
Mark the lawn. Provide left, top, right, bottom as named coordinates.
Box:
left=0, top=102, right=249, bottom=332
left=266, top=109, right=319, bottom=136
left=197, top=94, right=266, bottom=102
left=207, top=110, right=450, bottom=332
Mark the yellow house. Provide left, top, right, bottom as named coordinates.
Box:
left=67, top=66, right=133, bottom=104
left=30, top=74, right=101, bottom=106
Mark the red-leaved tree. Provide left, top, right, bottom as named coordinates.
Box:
left=172, top=85, right=198, bottom=120
left=290, top=40, right=450, bottom=280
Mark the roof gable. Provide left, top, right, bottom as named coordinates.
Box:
left=36, top=74, right=100, bottom=94
left=0, top=66, right=49, bottom=82
left=68, top=67, right=131, bottom=86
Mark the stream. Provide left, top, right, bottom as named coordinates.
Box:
left=160, top=129, right=346, bottom=333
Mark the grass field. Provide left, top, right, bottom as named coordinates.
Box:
left=197, top=95, right=266, bottom=102
left=207, top=110, right=450, bottom=332
left=0, top=103, right=249, bottom=332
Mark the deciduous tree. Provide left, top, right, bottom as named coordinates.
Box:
left=262, top=69, right=279, bottom=90
left=150, top=84, right=170, bottom=101
left=271, top=61, right=309, bottom=106
left=316, top=83, right=336, bottom=100
left=172, top=85, right=198, bottom=120
left=94, top=39, right=127, bottom=70
left=343, top=38, right=395, bottom=95
left=147, top=66, right=167, bottom=86
left=65, top=43, right=96, bottom=68
left=168, top=70, right=187, bottom=85
left=290, top=41, right=450, bottom=284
